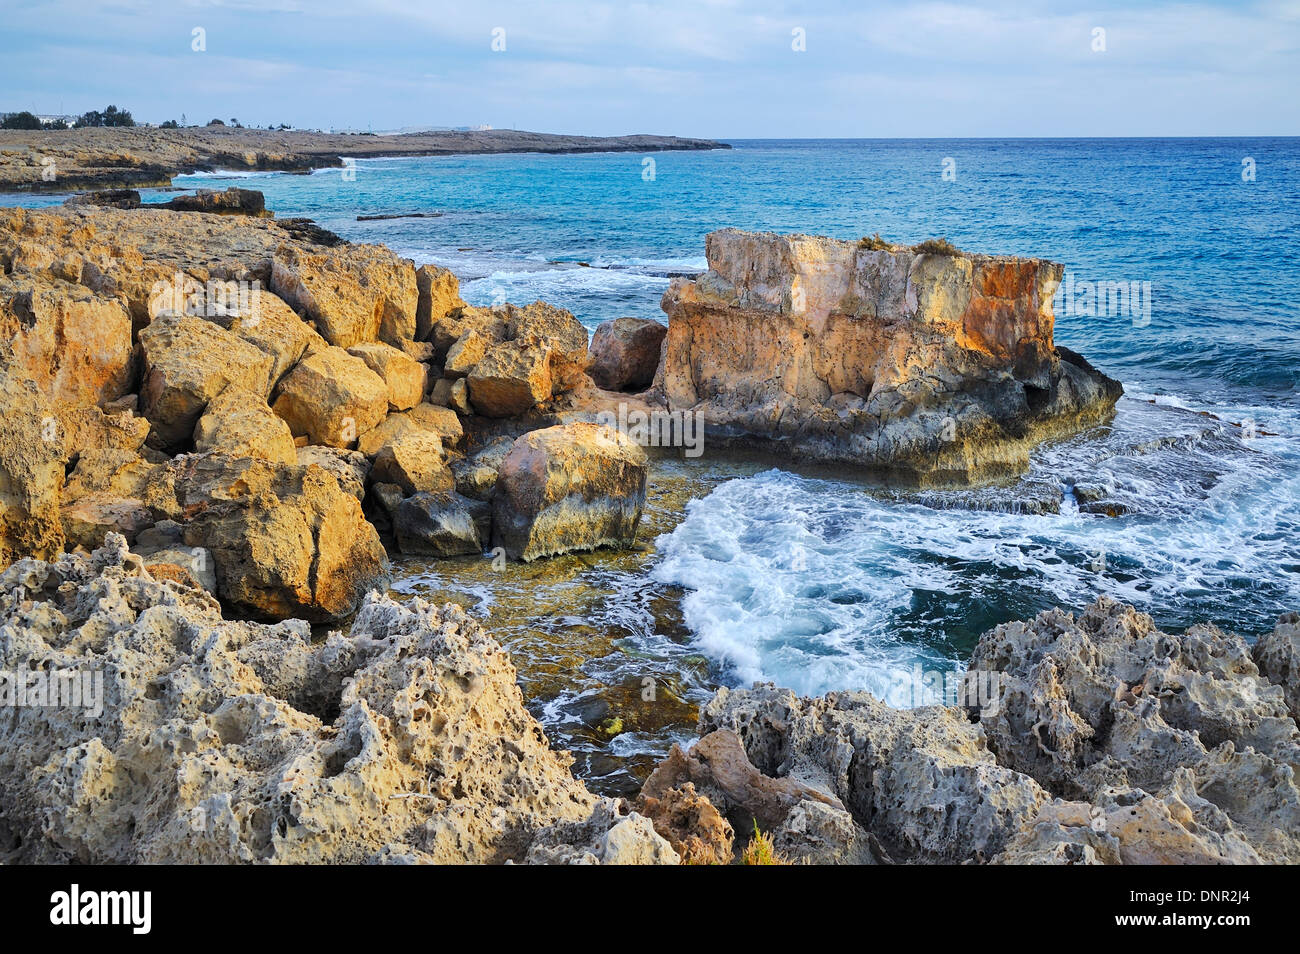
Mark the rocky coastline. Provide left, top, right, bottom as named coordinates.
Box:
left=0, top=126, right=731, bottom=193
left=0, top=189, right=1293, bottom=864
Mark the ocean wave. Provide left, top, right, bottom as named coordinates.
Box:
left=653, top=401, right=1300, bottom=700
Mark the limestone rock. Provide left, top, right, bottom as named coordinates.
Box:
left=697, top=685, right=1049, bottom=863
left=193, top=388, right=297, bottom=464
left=394, top=492, right=490, bottom=557
left=60, top=495, right=153, bottom=549
left=659, top=229, right=1123, bottom=485
left=969, top=597, right=1300, bottom=800
left=525, top=799, right=679, bottom=865
left=415, top=263, right=465, bottom=342
left=0, top=537, right=601, bottom=863
left=451, top=436, right=515, bottom=502
left=467, top=339, right=553, bottom=418
left=1255, top=612, right=1300, bottom=720
left=633, top=782, right=734, bottom=865
left=209, top=293, right=326, bottom=395
left=295, top=445, right=370, bottom=501
left=346, top=341, right=426, bottom=411
left=271, top=346, right=388, bottom=449
left=0, top=281, right=134, bottom=410
left=444, top=330, right=486, bottom=378
left=139, top=313, right=275, bottom=449
left=271, top=243, right=419, bottom=348
left=588, top=317, right=667, bottom=391
left=161, top=187, right=269, bottom=216
left=491, top=423, right=647, bottom=561
left=0, top=374, right=66, bottom=565
left=461, top=302, right=589, bottom=417
left=169, top=454, right=390, bottom=622
left=370, top=432, right=453, bottom=496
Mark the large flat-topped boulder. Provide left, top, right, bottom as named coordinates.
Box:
left=659, top=229, right=1122, bottom=484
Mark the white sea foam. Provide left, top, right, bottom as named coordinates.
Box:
left=653, top=400, right=1300, bottom=701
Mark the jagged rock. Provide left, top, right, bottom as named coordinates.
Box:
left=451, top=436, right=515, bottom=502
left=357, top=404, right=463, bottom=458
left=415, top=263, right=465, bottom=343
left=138, top=313, right=275, bottom=448
left=773, top=799, right=876, bottom=865
left=697, top=685, right=1049, bottom=863
left=167, top=454, right=390, bottom=622
left=295, top=445, right=369, bottom=501
left=64, top=189, right=141, bottom=209
left=135, top=544, right=217, bottom=594
left=463, top=302, right=589, bottom=417
left=0, top=374, right=65, bottom=565
left=371, top=432, right=453, bottom=497
left=271, top=242, right=419, bottom=348
left=641, top=729, right=845, bottom=835
left=193, top=388, right=297, bottom=464
left=524, top=799, right=679, bottom=865
left=444, top=330, right=487, bottom=378
left=1255, top=612, right=1300, bottom=720
left=969, top=597, right=1300, bottom=800
left=346, top=342, right=426, bottom=411
left=429, top=377, right=454, bottom=407
left=659, top=229, right=1122, bottom=484
left=0, top=281, right=134, bottom=410
left=271, top=346, right=388, bottom=449
left=467, top=339, right=553, bottom=418
left=448, top=379, right=471, bottom=415
left=207, top=293, right=326, bottom=395
left=63, top=405, right=150, bottom=459
left=0, top=537, right=605, bottom=863
left=588, top=317, right=667, bottom=391
left=633, top=782, right=734, bottom=865
left=60, top=495, right=153, bottom=549
left=393, top=492, right=490, bottom=557
left=406, top=402, right=464, bottom=448
left=491, top=423, right=647, bottom=561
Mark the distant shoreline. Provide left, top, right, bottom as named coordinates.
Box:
left=0, top=126, right=731, bottom=193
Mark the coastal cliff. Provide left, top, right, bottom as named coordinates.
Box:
left=659, top=229, right=1122, bottom=484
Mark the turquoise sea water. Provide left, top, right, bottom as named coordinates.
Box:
left=10, top=140, right=1298, bottom=775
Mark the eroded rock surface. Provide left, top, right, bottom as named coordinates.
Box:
left=656, top=598, right=1300, bottom=865
left=0, top=536, right=667, bottom=864
left=659, top=229, right=1122, bottom=484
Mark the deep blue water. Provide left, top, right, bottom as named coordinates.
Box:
left=10, top=138, right=1299, bottom=703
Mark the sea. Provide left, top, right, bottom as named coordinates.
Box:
left=11, top=138, right=1298, bottom=792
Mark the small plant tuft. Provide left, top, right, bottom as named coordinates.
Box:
left=740, top=819, right=790, bottom=865
left=913, top=237, right=962, bottom=256
left=857, top=233, right=895, bottom=251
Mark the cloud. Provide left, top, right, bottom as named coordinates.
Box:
left=0, top=0, right=1296, bottom=134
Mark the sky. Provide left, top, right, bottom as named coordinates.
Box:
left=1, top=0, right=1297, bottom=137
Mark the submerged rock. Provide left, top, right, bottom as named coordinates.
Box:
left=659, top=229, right=1122, bottom=485
left=491, top=423, right=648, bottom=561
